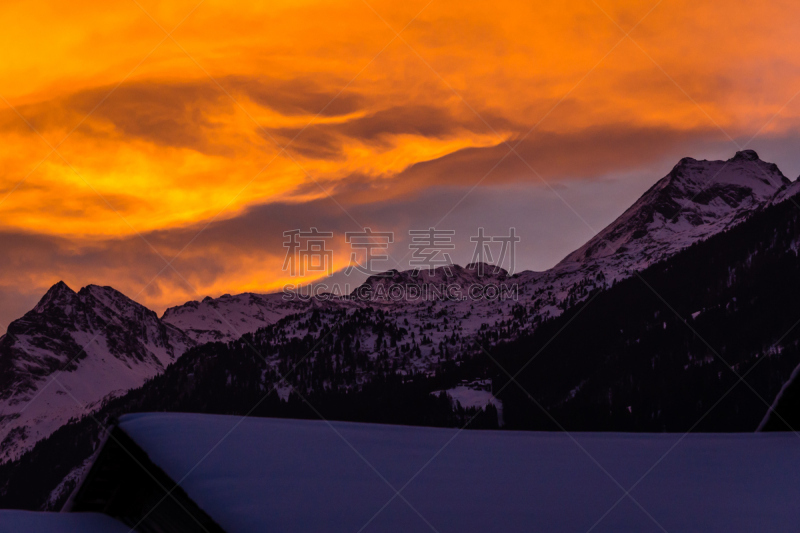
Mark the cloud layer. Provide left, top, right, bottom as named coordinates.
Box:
left=1, top=0, right=800, bottom=329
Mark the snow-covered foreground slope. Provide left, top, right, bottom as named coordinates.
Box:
left=118, top=413, right=800, bottom=533
left=0, top=283, right=194, bottom=462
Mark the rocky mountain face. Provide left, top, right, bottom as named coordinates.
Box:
left=0, top=150, right=796, bottom=466
left=0, top=283, right=194, bottom=462
left=560, top=150, right=789, bottom=268
left=554, top=149, right=790, bottom=277
left=497, top=150, right=794, bottom=327
left=352, top=262, right=513, bottom=298
left=161, top=292, right=310, bottom=345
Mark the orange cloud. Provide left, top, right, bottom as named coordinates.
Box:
left=1, top=0, right=800, bottom=327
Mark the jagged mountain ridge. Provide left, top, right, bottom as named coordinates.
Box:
left=163, top=150, right=797, bottom=334
left=161, top=292, right=310, bottom=345
left=0, top=282, right=194, bottom=462
left=557, top=149, right=790, bottom=270
left=0, top=150, right=796, bottom=463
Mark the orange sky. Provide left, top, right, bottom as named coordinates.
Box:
left=1, top=0, right=800, bottom=327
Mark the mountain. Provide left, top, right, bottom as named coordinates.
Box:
left=352, top=262, right=512, bottom=298
left=0, top=150, right=794, bottom=463
left=422, top=149, right=792, bottom=342
left=6, top=173, right=800, bottom=511
left=492, top=186, right=800, bottom=431
left=0, top=304, right=502, bottom=511
left=1, top=150, right=799, bottom=506
left=156, top=150, right=793, bottom=347
left=0, top=283, right=194, bottom=462
left=156, top=151, right=797, bottom=356
left=161, top=292, right=310, bottom=344
left=555, top=149, right=790, bottom=273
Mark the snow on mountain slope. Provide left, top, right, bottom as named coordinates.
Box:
left=499, top=150, right=794, bottom=322
left=771, top=176, right=800, bottom=206
left=335, top=151, right=798, bottom=360
left=0, top=282, right=195, bottom=462
left=558, top=150, right=790, bottom=272
left=161, top=292, right=310, bottom=344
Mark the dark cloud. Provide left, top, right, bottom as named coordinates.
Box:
left=0, top=77, right=513, bottom=164
left=68, top=82, right=230, bottom=155
left=287, top=123, right=723, bottom=202
left=266, top=103, right=517, bottom=161
left=396, top=124, right=722, bottom=185
left=228, top=76, right=364, bottom=118
left=0, top=76, right=366, bottom=157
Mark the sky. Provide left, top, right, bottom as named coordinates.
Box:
left=1, top=0, right=800, bottom=331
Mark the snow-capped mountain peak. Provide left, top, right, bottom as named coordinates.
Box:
left=0, top=281, right=195, bottom=462
left=32, top=281, right=77, bottom=314
left=557, top=150, right=789, bottom=270
left=670, top=150, right=788, bottom=199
